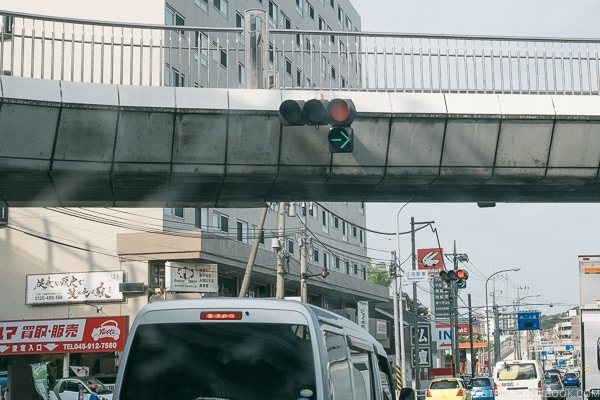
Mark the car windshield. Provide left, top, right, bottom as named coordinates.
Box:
left=545, top=375, right=560, bottom=384
left=119, top=322, right=317, bottom=400
left=431, top=380, right=460, bottom=389
left=471, top=378, right=491, bottom=387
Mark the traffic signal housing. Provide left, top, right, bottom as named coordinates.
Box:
left=278, top=98, right=356, bottom=153
left=438, top=269, right=469, bottom=289
left=456, top=269, right=469, bottom=289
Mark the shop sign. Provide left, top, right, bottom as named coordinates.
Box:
left=165, top=262, right=218, bottom=293
left=0, top=316, right=128, bottom=355
left=26, top=271, right=124, bottom=305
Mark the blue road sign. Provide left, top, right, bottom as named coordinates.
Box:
left=517, top=311, right=541, bottom=330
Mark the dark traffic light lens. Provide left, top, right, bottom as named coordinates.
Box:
left=304, top=99, right=330, bottom=125
left=279, top=99, right=305, bottom=126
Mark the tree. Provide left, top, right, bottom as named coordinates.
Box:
left=367, top=258, right=392, bottom=286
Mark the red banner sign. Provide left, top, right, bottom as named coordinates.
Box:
left=0, top=316, right=128, bottom=355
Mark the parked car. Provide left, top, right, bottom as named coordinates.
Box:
left=52, top=377, right=113, bottom=400
left=543, top=373, right=566, bottom=400
left=470, top=376, right=495, bottom=400
left=427, top=377, right=473, bottom=400
left=562, top=372, right=580, bottom=387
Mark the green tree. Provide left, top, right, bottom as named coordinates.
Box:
left=367, top=258, right=391, bottom=286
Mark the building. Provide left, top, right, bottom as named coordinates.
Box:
left=0, top=2, right=393, bottom=398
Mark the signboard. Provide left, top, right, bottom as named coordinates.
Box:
left=417, top=248, right=444, bottom=274
left=517, top=311, right=541, bottom=330
left=26, top=271, right=124, bottom=305
left=410, top=325, right=431, bottom=346
left=357, top=301, right=369, bottom=332
left=0, top=316, right=128, bottom=355
left=409, top=325, right=432, bottom=368
left=433, top=277, right=451, bottom=319
left=166, top=262, right=218, bottom=293
left=436, top=323, right=472, bottom=348
left=405, top=270, right=429, bottom=283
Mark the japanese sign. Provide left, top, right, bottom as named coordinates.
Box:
left=409, top=325, right=432, bottom=368
left=31, top=362, right=49, bottom=400
left=433, top=277, right=451, bottom=319
left=357, top=301, right=369, bottom=332
left=517, top=311, right=541, bottom=330
left=26, top=271, right=124, bottom=305
left=405, top=270, right=429, bottom=283
left=417, top=248, right=444, bottom=274
left=166, top=262, right=218, bottom=293
left=0, top=316, right=128, bottom=355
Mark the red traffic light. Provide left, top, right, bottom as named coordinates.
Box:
left=328, top=99, right=356, bottom=126
left=456, top=269, right=469, bottom=280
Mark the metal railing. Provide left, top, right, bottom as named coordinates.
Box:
left=1, top=10, right=600, bottom=94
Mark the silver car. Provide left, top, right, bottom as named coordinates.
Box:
left=544, top=373, right=566, bottom=400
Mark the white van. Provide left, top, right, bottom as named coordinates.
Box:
left=493, top=360, right=545, bottom=400
left=113, top=298, right=395, bottom=400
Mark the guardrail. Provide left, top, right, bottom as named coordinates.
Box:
left=1, top=10, right=600, bottom=94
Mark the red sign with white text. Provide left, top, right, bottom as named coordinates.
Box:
left=0, top=316, right=128, bottom=355
left=417, top=248, right=445, bottom=273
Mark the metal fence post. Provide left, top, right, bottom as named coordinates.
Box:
left=244, top=9, right=268, bottom=89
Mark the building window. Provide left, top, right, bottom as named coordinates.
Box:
left=212, top=42, right=227, bottom=68
left=236, top=12, right=245, bottom=44
left=268, top=1, right=278, bottom=27
left=341, top=76, right=346, bottom=88
left=312, top=249, right=319, bottom=263
left=237, top=220, right=248, bottom=243
left=309, top=203, right=318, bottom=219
left=164, top=64, right=185, bottom=87
left=332, top=215, right=339, bottom=229
left=342, top=221, right=347, bottom=241
left=195, top=32, right=209, bottom=66
left=352, top=263, right=358, bottom=275
left=321, top=55, right=327, bottom=79
left=213, top=212, right=229, bottom=232
left=195, top=0, right=208, bottom=12
left=322, top=210, right=329, bottom=233
left=337, top=6, right=344, bottom=28
left=323, top=252, right=329, bottom=269
left=345, top=260, right=350, bottom=274
left=359, top=201, right=365, bottom=214
left=165, top=6, right=185, bottom=28
left=295, top=0, right=304, bottom=15
left=172, top=208, right=184, bottom=218
left=1, top=16, right=13, bottom=35
left=361, top=265, right=367, bottom=280
left=334, top=255, right=340, bottom=269
left=318, top=17, right=326, bottom=31
left=352, top=225, right=357, bottom=237
left=345, top=16, right=352, bottom=31
left=306, top=1, right=314, bottom=19
left=285, top=58, right=292, bottom=75
left=331, top=66, right=336, bottom=81
left=281, top=13, right=291, bottom=29
left=195, top=208, right=208, bottom=229
left=238, top=63, right=246, bottom=87
left=213, top=0, right=228, bottom=17
left=287, top=239, right=294, bottom=254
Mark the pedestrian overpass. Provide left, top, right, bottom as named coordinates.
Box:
left=2, top=10, right=600, bottom=207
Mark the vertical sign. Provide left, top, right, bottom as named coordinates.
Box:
left=410, top=325, right=432, bottom=367
left=357, top=301, right=369, bottom=332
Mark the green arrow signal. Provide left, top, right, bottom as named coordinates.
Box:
left=328, top=127, right=354, bottom=153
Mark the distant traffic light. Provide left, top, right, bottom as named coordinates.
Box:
left=439, top=269, right=469, bottom=289
left=456, top=269, right=469, bottom=289
left=278, top=98, right=356, bottom=153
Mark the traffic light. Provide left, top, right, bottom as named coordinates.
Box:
left=438, top=269, right=469, bottom=289
left=456, top=269, right=469, bottom=289
left=278, top=98, right=356, bottom=153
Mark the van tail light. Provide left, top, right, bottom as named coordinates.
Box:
left=200, top=311, right=243, bottom=320
left=494, top=381, right=498, bottom=397
left=426, top=390, right=432, bottom=397
left=457, top=389, right=464, bottom=397
left=537, top=379, right=542, bottom=395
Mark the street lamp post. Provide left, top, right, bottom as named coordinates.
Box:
left=485, top=268, right=520, bottom=371
left=513, top=293, right=540, bottom=358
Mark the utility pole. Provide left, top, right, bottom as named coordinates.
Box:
left=239, top=206, right=269, bottom=297
left=468, top=294, right=475, bottom=376
left=411, top=217, right=420, bottom=391
left=300, top=224, right=308, bottom=302
left=452, top=241, right=460, bottom=376
left=275, top=202, right=286, bottom=299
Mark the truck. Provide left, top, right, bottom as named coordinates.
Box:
left=578, top=255, right=600, bottom=399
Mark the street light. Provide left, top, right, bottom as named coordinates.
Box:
left=513, top=293, right=540, bottom=358
left=485, top=268, right=520, bottom=371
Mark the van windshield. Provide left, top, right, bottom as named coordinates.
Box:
left=497, top=363, right=538, bottom=381
left=119, top=322, right=316, bottom=400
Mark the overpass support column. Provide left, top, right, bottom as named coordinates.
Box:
left=245, top=9, right=269, bottom=89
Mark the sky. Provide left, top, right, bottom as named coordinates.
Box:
left=352, top=0, right=600, bottom=316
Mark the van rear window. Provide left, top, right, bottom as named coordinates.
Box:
left=119, top=322, right=316, bottom=400
left=497, top=363, right=537, bottom=380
